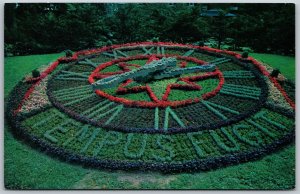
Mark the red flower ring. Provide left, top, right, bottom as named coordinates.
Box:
left=88, top=54, right=223, bottom=108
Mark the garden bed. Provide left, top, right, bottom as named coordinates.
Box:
left=6, top=42, right=295, bottom=173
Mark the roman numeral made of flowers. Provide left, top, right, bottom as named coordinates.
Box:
left=102, top=49, right=128, bottom=59
left=156, top=46, right=165, bottom=55
left=201, top=100, right=240, bottom=120
left=55, top=70, right=90, bottom=81
left=208, top=57, right=232, bottom=66
left=154, top=107, right=185, bottom=131
left=80, top=99, right=124, bottom=124
left=142, top=46, right=154, bottom=55
left=77, top=58, right=98, bottom=68
left=52, top=85, right=96, bottom=107
left=142, top=46, right=166, bottom=55
left=183, top=49, right=195, bottom=57
left=220, top=83, right=261, bottom=100
left=223, top=70, right=255, bottom=79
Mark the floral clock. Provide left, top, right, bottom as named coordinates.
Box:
left=6, top=42, right=295, bottom=172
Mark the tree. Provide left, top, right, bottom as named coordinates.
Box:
left=4, top=3, right=295, bottom=56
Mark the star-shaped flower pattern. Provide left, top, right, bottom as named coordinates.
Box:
left=94, top=56, right=220, bottom=103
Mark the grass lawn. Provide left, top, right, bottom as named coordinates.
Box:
left=4, top=52, right=295, bottom=189
left=250, top=53, right=295, bottom=81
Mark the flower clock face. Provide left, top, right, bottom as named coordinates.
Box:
left=7, top=42, right=295, bottom=172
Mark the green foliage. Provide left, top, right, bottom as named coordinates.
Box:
left=220, top=44, right=232, bottom=50
left=5, top=3, right=294, bottom=56
left=204, top=38, right=218, bottom=48
left=65, top=50, right=73, bottom=57
left=242, top=51, right=249, bottom=58
left=196, top=41, right=205, bottom=46
left=167, top=78, right=219, bottom=101
left=4, top=43, right=14, bottom=57
left=270, top=68, right=281, bottom=78
left=148, top=37, right=160, bottom=43
left=106, top=40, right=113, bottom=46
left=32, top=69, right=40, bottom=78
left=240, top=47, right=254, bottom=53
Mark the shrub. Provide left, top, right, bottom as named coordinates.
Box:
left=204, top=38, right=218, bottom=48
left=4, top=43, right=14, bottom=57
left=242, top=52, right=248, bottom=58
left=224, top=38, right=235, bottom=45
left=270, top=68, right=281, bottom=77
left=221, top=44, right=232, bottom=50
left=32, top=69, right=40, bottom=78
left=240, top=47, right=254, bottom=53
left=151, top=37, right=160, bottom=43
left=106, top=40, right=113, bottom=46
left=94, top=40, right=107, bottom=47
left=194, top=41, right=204, bottom=46
left=65, top=50, right=73, bottom=57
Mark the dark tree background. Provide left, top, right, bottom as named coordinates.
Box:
left=4, top=3, right=295, bottom=56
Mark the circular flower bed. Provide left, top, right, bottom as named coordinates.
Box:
left=6, top=42, right=295, bottom=173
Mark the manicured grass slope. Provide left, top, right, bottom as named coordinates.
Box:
left=250, top=53, right=295, bottom=81
left=4, top=52, right=295, bottom=189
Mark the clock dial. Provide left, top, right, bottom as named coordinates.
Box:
left=7, top=42, right=295, bottom=172
left=47, top=43, right=268, bottom=133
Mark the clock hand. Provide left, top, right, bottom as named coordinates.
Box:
left=92, top=57, right=216, bottom=90
left=92, top=57, right=176, bottom=90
